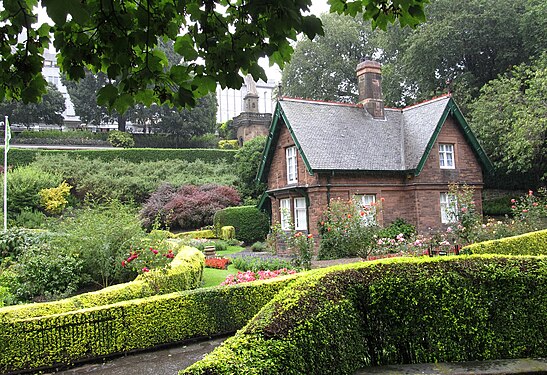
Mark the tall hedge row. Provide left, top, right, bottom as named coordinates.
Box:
left=0, top=148, right=236, bottom=167
left=0, top=276, right=298, bottom=373
left=182, top=255, right=547, bottom=375
left=213, top=206, right=270, bottom=244
left=462, top=229, right=547, bottom=255
left=0, top=246, right=204, bottom=322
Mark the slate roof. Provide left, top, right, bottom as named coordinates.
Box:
left=278, top=96, right=450, bottom=171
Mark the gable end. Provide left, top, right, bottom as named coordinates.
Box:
left=414, top=98, right=494, bottom=176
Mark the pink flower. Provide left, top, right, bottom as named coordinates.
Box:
left=522, top=209, right=529, bottom=213
left=511, top=199, right=516, bottom=203
left=142, top=267, right=150, bottom=272
left=511, top=205, right=516, bottom=209
left=152, top=249, right=159, bottom=255
left=461, top=207, right=468, bottom=213
left=532, top=202, right=538, bottom=207
left=529, top=190, right=533, bottom=196
left=380, top=197, right=385, bottom=202
left=446, top=226, right=452, bottom=233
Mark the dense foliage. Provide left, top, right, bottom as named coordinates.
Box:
left=0, top=274, right=296, bottom=373
left=213, top=206, right=270, bottom=244
left=234, top=136, right=267, bottom=203
left=463, top=229, right=547, bottom=256
left=0, top=148, right=236, bottom=168
left=141, top=184, right=240, bottom=230
left=29, top=154, right=237, bottom=203
left=183, top=256, right=547, bottom=374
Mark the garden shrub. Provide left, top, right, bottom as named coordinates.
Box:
left=9, top=208, right=49, bottom=229
left=213, top=206, right=269, bottom=244
left=49, top=201, right=146, bottom=288
left=1, top=165, right=61, bottom=215
left=13, top=130, right=109, bottom=146
left=132, top=133, right=219, bottom=149
left=218, top=140, right=238, bottom=149
left=151, top=185, right=240, bottom=230
left=231, top=256, right=294, bottom=273
left=0, top=245, right=205, bottom=322
left=107, top=130, right=135, bottom=148
left=462, top=229, right=547, bottom=256
left=377, top=218, right=416, bottom=240
left=220, top=226, right=235, bottom=240
left=30, top=154, right=238, bottom=204
left=0, top=228, right=49, bottom=260
left=250, top=241, right=267, bottom=252
left=483, top=195, right=513, bottom=216
left=1, top=148, right=236, bottom=167
left=0, top=273, right=297, bottom=373
left=177, top=229, right=216, bottom=239
left=39, top=181, right=72, bottom=215
left=183, top=255, right=547, bottom=375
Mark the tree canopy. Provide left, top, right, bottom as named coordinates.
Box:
left=1, top=0, right=428, bottom=112
left=0, top=84, right=66, bottom=128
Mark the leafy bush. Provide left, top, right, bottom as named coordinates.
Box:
left=231, top=256, right=294, bottom=273
left=317, top=199, right=379, bottom=259
left=218, top=140, right=239, bottom=149
left=107, top=130, right=135, bottom=148
left=462, top=229, right=547, bottom=255
left=1, top=165, right=61, bottom=215
left=250, top=241, right=267, bottom=252
left=183, top=256, right=547, bottom=375
left=377, top=218, right=416, bottom=240
left=220, top=226, right=235, bottom=240
left=14, top=130, right=108, bottom=141
left=1, top=148, right=236, bottom=167
left=0, top=228, right=49, bottom=260
left=483, top=196, right=513, bottom=216
left=178, top=229, right=216, bottom=240
left=145, top=184, right=240, bottom=230
left=234, top=136, right=267, bottom=201
left=39, top=181, right=72, bottom=215
left=31, top=154, right=237, bottom=204
left=10, top=209, right=49, bottom=229
left=49, top=201, right=146, bottom=288
left=213, top=206, right=270, bottom=244
left=132, top=133, right=219, bottom=149
left=0, top=271, right=296, bottom=373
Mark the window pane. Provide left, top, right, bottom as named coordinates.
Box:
left=280, top=199, right=291, bottom=230
left=294, top=197, right=307, bottom=230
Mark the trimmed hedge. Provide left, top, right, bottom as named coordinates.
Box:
left=0, top=147, right=236, bottom=167
left=0, top=275, right=298, bottom=373
left=176, top=229, right=216, bottom=239
left=220, top=226, right=235, bottom=240
left=182, top=255, right=547, bottom=374
left=462, top=229, right=547, bottom=256
left=213, top=206, right=269, bottom=244
left=0, top=245, right=204, bottom=322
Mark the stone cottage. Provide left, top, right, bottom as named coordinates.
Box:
left=257, top=60, right=493, bottom=243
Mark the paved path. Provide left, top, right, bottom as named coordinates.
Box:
left=45, top=337, right=226, bottom=375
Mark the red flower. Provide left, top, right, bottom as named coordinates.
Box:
left=121, top=260, right=126, bottom=267
left=142, top=267, right=150, bottom=272
left=151, top=249, right=159, bottom=255
left=380, top=197, right=385, bottom=202
left=307, top=234, right=313, bottom=239
left=347, top=214, right=352, bottom=219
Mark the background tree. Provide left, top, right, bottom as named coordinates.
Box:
left=282, top=13, right=375, bottom=103
left=234, top=136, right=267, bottom=204
left=470, top=53, right=547, bottom=186
left=1, top=0, right=427, bottom=110
left=0, top=84, right=66, bottom=129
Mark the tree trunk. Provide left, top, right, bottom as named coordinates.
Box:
left=117, top=114, right=126, bottom=132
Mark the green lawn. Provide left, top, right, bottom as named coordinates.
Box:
left=200, top=245, right=244, bottom=288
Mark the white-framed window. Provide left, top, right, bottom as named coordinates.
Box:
left=280, top=198, right=291, bottom=230
left=440, top=192, right=458, bottom=224
left=355, top=194, right=376, bottom=225
left=439, top=144, right=455, bottom=169
left=286, top=146, right=298, bottom=184
left=294, top=197, right=307, bottom=231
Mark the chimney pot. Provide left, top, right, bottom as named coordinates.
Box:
left=356, top=60, right=384, bottom=119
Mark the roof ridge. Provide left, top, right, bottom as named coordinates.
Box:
left=402, top=94, right=451, bottom=111
left=281, top=97, right=357, bottom=107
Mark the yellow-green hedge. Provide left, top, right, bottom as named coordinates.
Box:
left=182, top=255, right=547, bottom=375
left=462, top=229, right=547, bottom=255
left=176, top=229, right=216, bottom=239
left=0, top=245, right=204, bottom=322
left=220, top=226, right=235, bottom=240
left=0, top=275, right=298, bottom=373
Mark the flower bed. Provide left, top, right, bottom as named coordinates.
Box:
left=221, top=268, right=297, bottom=286
left=205, top=257, right=231, bottom=270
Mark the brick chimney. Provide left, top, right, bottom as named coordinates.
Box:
left=356, top=60, right=384, bottom=119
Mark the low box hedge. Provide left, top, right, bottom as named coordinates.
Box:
left=213, top=206, right=270, bottom=244
left=462, top=229, right=547, bottom=256
left=0, top=245, right=204, bottom=322
left=0, top=275, right=298, bottom=373
left=182, top=255, right=547, bottom=375
left=0, top=148, right=236, bottom=167
left=176, top=229, right=216, bottom=239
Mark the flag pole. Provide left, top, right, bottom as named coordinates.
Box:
left=3, top=116, right=9, bottom=232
